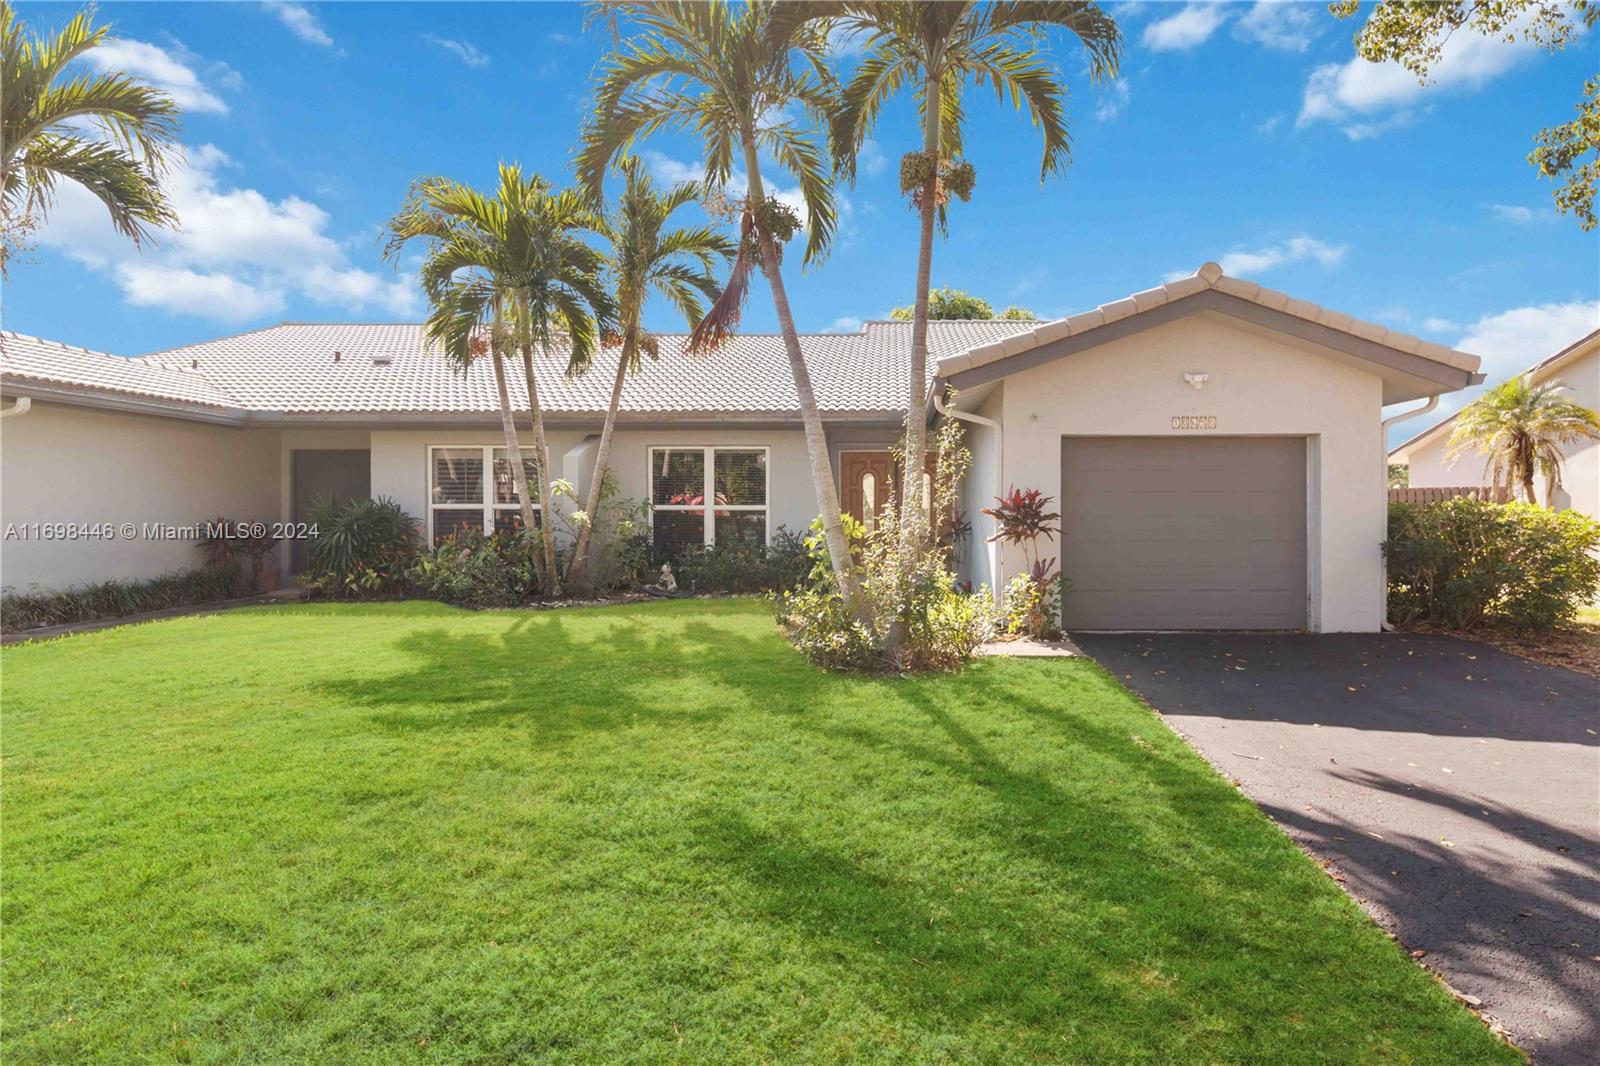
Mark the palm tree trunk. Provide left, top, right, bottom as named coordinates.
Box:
left=489, top=339, right=542, bottom=588
left=565, top=329, right=634, bottom=589
left=519, top=345, right=563, bottom=597
left=901, top=74, right=942, bottom=544
left=742, top=138, right=864, bottom=615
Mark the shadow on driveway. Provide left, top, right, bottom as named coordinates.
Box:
left=1078, top=631, right=1599, bottom=1065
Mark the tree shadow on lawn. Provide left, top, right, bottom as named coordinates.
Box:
left=1259, top=770, right=1599, bottom=1065
left=321, top=609, right=838, bottom=745
left=692, top=662, right=1497, bottom=1059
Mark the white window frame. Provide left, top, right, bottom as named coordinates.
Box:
left=647, top=445, right=771, bottom=548
left=427, top=444, right=541, bottom=544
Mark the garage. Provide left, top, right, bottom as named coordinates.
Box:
left=1059, top=436, right=1308, bottom=631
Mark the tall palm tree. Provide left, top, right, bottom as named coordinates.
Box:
left=1, top=3, right=180, bottom=270
left=578, top=0, right=867, bottom=614
left=384, top=165, right=614, bottom=595
left=1448, top=375, right=1600, bottom=504
left=566, top=156, right=733, bottom=589
left=827, top=1, right=1120, bottom=540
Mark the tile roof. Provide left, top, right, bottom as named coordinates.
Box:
left=936, top=261, right=1482, bottom=379
left=3, top=263, right=1487, bottom=422
left=0, top=330, right=236, bottom=408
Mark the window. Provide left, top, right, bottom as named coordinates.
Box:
left=649, top=446, right=767, bottom=557
left=429, top=445, right=540, bottom=545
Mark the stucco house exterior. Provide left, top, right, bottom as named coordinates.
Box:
left=1, top=262, right=1482, bottom=632
left=1389, top=328, right=1599, bottom=521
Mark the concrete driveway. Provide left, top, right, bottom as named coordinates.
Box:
left=1076, top=631, right=1599, bottom=1064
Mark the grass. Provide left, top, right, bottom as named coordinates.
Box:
left=2, top=600, right=1515, bottom=1064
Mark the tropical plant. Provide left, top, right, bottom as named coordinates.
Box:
left=384, top=165, right=615, bottom=595
left=1447, top=375, right=1600, bottom=503
left=410, top=528, right=540, bottom=608
left=776, top=418, right=997, bottom=670
left=577, top=0, right=867, bottom=616
left=888, top=286, right=1037, bottom=321
left=827, top=0, right=1120, bottom=541
left=198, top=517, right=281, bottom=593
left=566, top=155, right=733, bottom=590
left=1332, top=0, right=1599, bottom=230
left=1, top=3, right=181, bottom=270
left=982, top=484, right=1063, bottom=638
left=303, top=495, right=419, bottom=599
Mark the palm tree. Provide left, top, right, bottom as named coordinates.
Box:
left=577, top=0, right=867, bottom=613
left=566, top=156, right=733, bottom=590
left=1448, top=375, right=1600, bottom=504
left=2, top=3, right=180, bottom=270
left=827, top=1, right=1120, bottom=540
left=384, top=165, right=614, bottom=595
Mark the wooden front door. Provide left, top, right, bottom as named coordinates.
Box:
left=839, top=451, right=897, bottom=532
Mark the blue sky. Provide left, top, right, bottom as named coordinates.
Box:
left=7, top=1, right=1598, bottom=439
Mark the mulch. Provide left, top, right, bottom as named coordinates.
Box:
left=1401, top=621, right=1600, bottom=679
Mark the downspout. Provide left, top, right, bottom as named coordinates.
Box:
left=932, top=383, right=1004, bottom=602
left=0, top=396, right=32, bottom=418
left=1378, top=395, right=1439, bottom=631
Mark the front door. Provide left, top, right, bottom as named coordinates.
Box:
left=291, top=450, right=371, bottom=573
left=839, top=451, right=897, bottom=533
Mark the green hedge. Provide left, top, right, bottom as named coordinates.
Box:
left=1, top=565, right=251, bottom=634
left=1386, top=498, right=1600, bottom=630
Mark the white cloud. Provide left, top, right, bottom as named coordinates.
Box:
left=1257, top=113, right=1283, bottom=136
left=36, top=144, right=418, bottom=323
left=1165, top=235, right=1346, bottom=282
left=424, top=35, right=489, bottom=68
left=1489, top=202, right=1554, bottom=224
left=1299, top=13, right=1554, bottom=137
left=859, top=139, right=888, bottom=176
left=1457, top=300, right=1600, bottom=384
left=1422, top=316, right=1461, bottom=333
left=1095, top=78, right=1132, bottom=122
left=827, top=316, right=863, bottom=333
left=641, top=151, right=810, bottom=228
left=1234, top=2, right=1317, bottom=53
left=117, top=264, right=283, bottom=322
left=1142, top=4, right=1228, bottom=52
left=86, top=38, right=230, bottom=115
left=263, top=2, right=335, bottom=49
left=1390, top=299, right=1600, bottom=441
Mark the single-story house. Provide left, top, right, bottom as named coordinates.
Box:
left=1, top=262, right=1483, bottom=632
left=1389, top=328, right=1599, bottom=520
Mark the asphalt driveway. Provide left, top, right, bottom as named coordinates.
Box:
left=1076, top=631, right=1599, bottom=1064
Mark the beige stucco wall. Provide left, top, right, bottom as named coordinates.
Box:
left=1404, top=346, right=1598, bottom=522
left=0, top=401, right=281, bottom=591
left=988, top=312, right=1387, bottom=632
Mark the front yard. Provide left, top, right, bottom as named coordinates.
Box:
left=1, top=600, right=1514, bottom=1063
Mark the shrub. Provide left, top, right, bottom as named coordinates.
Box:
left=775, top=419, right=998, bottom=671
left=302, top=496, right=419, bottom=599
left=671, top=526, right=810, bottom=594
left=553, top=476, right=651, bottom=593
left=199, top=518, right=281, bottom=592
left=1386, top=498, right=1600, bottom=629
left=409, top=529, right=540, bottom=608
left=1, top=565, right=249, bottom=633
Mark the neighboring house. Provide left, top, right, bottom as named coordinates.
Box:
left=1390, top=328, right=1600, bottom=520
left=1, top=262, right=1482, bottom=632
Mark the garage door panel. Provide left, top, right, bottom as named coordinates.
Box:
left=1060, top=437, right=1307, bottom=630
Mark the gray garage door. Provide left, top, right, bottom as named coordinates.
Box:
left=1060, top=437, right=1307, bottom=631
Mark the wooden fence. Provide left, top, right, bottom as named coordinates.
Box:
left=1388, top=485, right=1512, bottom=505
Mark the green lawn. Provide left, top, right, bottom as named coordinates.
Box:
left=2, top=600, right=1513, bottom=1064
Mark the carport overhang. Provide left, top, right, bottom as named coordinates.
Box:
left=931, top=289, right=1483, bottom=409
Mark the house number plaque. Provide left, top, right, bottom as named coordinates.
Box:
left=1171, top=415, right=1218, bottom=430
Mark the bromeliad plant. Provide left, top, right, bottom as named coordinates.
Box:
left=982, top=485, right=1063, bottom=639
